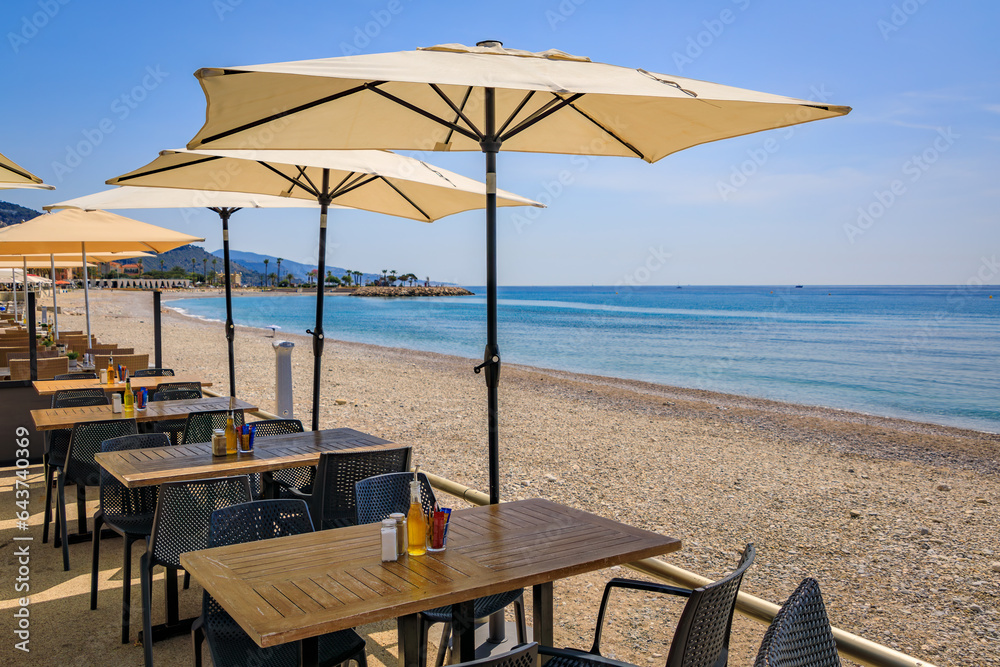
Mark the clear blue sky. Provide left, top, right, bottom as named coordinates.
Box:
left=2, top=0, right=997, bottom=285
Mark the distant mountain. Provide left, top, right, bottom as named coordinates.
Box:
left=216, top=249, right=383, bottom=284
left=0, top=201, right=41, bottom=228
left=127, top=244, right=260, bottom=280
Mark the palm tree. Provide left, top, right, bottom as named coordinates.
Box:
left=354, top=270, right=362, bottom=286
left=381, top=269, right=388, bottom=285
left=190, top=258, right=197, bottom=281
left=202, top=257, right=208, bottom=283
left=159, top=258, right=165, bottom=272
left=212, top=257, right=218, bottom=286
left=263, top=259, right=269, bottom=286
left=342, top=273, right=352, bottom=286
left=276, top=258, right=282, bottom=286
left=268, top=272, right=277, bottom=286
left=388, top=270, right=398, bottom=286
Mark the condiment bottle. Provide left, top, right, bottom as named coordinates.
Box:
left=106, top=355, right=115, bottom=385
left=211, top=428, right=227, bottom=456
left=225, top=411, right=237, bottom=455
left=389, top=512, right=406, bottom=557
left=406, top=470, right=426, bottom=556
left=381, top=519, right=398, bottom=562
left=122, top=378, right=134, bottom=413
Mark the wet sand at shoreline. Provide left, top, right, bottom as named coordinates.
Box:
left=4, top=287, right=998, bottom=666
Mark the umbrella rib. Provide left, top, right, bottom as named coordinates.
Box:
left=0, top=161, right=39, bottom=182
left=496, top=90, right=538, bottom=138
left=428, top=84, right=482, bottom=138
left=255, top=162, right=320, bottom=198
left=442, top=87, right=474, bottom=146
left=112, top=155, right=225, bottom=183
left=372, top=176, right=431, bottom=221
left=194, top=81, right=375, bottom=146
left=292, top=164, right=321, bottom=194
left=498, top=93, right=584, bottom=143
left=368, top=86, right=483, bottom=142
left=565, top=102, right=646, bottom=159
left=331, top=174, right=380, bottom=199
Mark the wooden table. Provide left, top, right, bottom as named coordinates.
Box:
left=30, top=396, right=257, bottom=431
left=32, top=374, right=212, bottom=396
left=180, top=498, right=682, bottom=667
left=96, top=427, right=395, bottom=488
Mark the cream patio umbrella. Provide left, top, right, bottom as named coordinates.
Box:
left=184, top=40, right=852, bottom=504
left=47, top=186, right=327, bottom=396
left=108, top=148, right=542, bottom=429
left=0, top=151, right=54, bottom=190
left=0, top=209, right=203, bottom=342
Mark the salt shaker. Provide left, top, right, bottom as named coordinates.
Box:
left=381, top=519, right=398, bottom=562
left=111, top=393, right=122, bottom=413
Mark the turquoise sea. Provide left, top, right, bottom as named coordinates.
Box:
left=168, top=285, right=1000, bottom=433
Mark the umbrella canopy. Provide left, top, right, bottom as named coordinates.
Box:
left=0, top=259, right=95, bottom=268
left=187, top=42, right=850, bottom=160
left=0, top=151, right=53, bottom=190
left=109, top=148, right=542, bottom=426
left=109, top=149, right=540, bottom=219
left=0, top=209, right=203, bottom=341
left=0, top=269, right=50, bottom=283
left=182, top=42, right=852, bottom=503
left=47, top=186, right=329, bottom=397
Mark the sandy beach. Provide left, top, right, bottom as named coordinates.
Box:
left=4, top=287, right=998, bottom=666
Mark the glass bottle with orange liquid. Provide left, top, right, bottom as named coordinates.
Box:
left=406, top=469, right=427, bottom=556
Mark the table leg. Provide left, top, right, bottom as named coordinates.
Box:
left=397, top=613, right=423, bottom=667
left=451, top=599, right=476, bottom=664
left=299, top=636, right=319, bottom=667
left=533, top=582, right=554, bottom=662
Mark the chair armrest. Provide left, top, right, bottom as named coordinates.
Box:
left=538, top=645, right=640, bottom=667
left=286, top=486, right=311, bottom=500
left=591, top=578, right=693, bottom=654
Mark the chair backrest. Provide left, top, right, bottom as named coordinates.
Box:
left=354, top=469, right=433, bottom=527
left=301, top=447, right=413, bottom=530
left=154, top=381, right=201, bottom=394
left=248, top=418, right=303, bottom=438
left=181, top=409, right=244, bottom=445
left=99, top=434, right=168, bottom=525
left=9, top=349, right=60, bottom=361
left=52, top=388, right=109, bottom=408
left=754, top=578, right=841, bottom=667
left=666, top=544, right=756, bottom=667
left=54, top=372, right=99, bottom=380
left=0, top=346, right=29, bottom=366
left=10, top=356, right=69, bottom=380
left=152, top=388, right=203, bottom=402
left=86, top=346, right=134, bottom=356
left=453, top=644, right=538, bottom=667
left=64, top=419, right=139, bottom=488
left=94, top=353, right=148, bottom=375
left=132, top=367, right=174, bottom=377
left=149, top=476, right=253, bottom=568
left=208, top=499, right=314, bottom=548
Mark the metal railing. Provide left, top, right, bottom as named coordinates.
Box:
left=214, top=389, right=937, bottom=667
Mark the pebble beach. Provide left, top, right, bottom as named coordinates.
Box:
left=7, top=287, right=999, bottom=666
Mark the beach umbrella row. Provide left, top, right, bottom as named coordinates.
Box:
left=181, top=40, right=852, bottom=503
left=107, top=148, right=542, bottom=427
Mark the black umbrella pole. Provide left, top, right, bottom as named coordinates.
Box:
left=482, top=87, right=501, bottom=505
left=153, top=290, right=162, bottom=368
left=310, top=170, right=332, bottom=432
left=220, top=210, right=237, bottom=397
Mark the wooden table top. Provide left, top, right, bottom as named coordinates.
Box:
left=30, top=396, right=257, bottom=431
left=95, top=427, right=395, bottom=488
left=33, top=375, right=213, bottom=395
left=180, top=498, right=681, bottom=649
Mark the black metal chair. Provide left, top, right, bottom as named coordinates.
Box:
left=451, top=643, right=537, bottom=667
left=191, top=500, right=368, bottom=667
left=294, top=446, right=412, bottom=530
left=43, top=389, right=109, bottom=544
left=538, top=544, right=756, bottom=667
left=140, top=476, right=252, bottom=667
left=355, top=472, right=527, bottom=667
left=54, top=372, right=99, bottom=379
left=91, top=433, right=169, bottom=644
left=133, top=368, right=175, bottom=377
left=180, top=409, right=244, bottom=445
left=754, top=578, right=841, bottom=667
left=149, top=387, right=204, bottom=443
left=248, top=418, right=307, bottom=498
left=154, top=381, right=201, bottom=393
left=55, top=418, right=139, bottom=570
